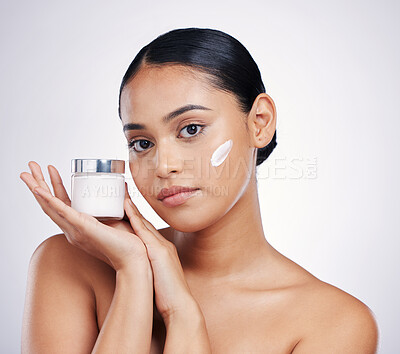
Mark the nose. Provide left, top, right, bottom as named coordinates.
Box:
left=154, top=140, right=183, bottom=178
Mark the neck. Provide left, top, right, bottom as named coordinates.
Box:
left=171, top=176, right=274, bottom=283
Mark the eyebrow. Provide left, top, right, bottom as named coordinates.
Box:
left=123, top=104, right=212, bottom=132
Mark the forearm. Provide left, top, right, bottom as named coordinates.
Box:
left=91, top=263, right=154, bottom=354
left=163, top=302, right=212, bottom=354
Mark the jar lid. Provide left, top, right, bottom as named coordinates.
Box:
left=71, top=159, right=125, bottom=173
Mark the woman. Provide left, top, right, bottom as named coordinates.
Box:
left=20, top=28, right=378, bottom=353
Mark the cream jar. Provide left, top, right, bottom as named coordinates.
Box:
left=71, top=159, right=126, bottom=221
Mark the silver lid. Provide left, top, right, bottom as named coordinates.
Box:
left=71, top=159, right=125, bottom=173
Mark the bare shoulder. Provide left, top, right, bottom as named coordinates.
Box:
left=292, top=277, right=379, bottom=353
left=31, top=233, right=113, bottom=285
left=22, top=233, right=107, bottom=353
left=32, top=233, right=87, bottom=265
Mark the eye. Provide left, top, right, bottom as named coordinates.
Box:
left=127, top=124, right=206, bottom=154
left=179, top=124, right=205, bottom=139
left=127, top=139, right=153, bottom=153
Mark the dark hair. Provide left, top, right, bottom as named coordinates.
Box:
left=118, top=27, right=277, bottom=166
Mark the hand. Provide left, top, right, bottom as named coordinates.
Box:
left=121, top=188, right=200, bottom=323
left=20, top=161, right=151, bottom=272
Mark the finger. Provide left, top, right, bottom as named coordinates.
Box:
left=121, top=183, right=131, bottom=222
left=33, top=189, right=74, bottom=231
left=20, top=172, right=74, bottom=232
left=34, top=186, right=97, bottom=231
left=124, top=197, right=165, bottom=244
left=124, top=182, right=159, bottom=234
left=28, top=161, right=52, bottom=193
left=34, top=185, right=102, bottom=243
left=34, top=186, right=109, bottom=255
left=48, top=165, right=71, bottom=206
left=20, top=171, right=56, bottom=207
left=124, top=182, right=144, bottom=217
left=20, top=171, right=42, bottom=194
left=123, top=182, right=148, bottom=224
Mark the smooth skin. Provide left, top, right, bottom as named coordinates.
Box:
left=20, top=162, right=210, bottom=353
left=21, top=64, right=379, bottom=353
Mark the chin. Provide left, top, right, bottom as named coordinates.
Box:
left=164, top=209, right=227, bottom=234
left=147, top=193, right=230, bottom=233
left=170, top=222, right=204, bottom=233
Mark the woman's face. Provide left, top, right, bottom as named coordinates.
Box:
left=120, top=64, right=256, bottom=232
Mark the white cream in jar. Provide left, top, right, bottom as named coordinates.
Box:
left=71, top=159, right=125, bottom=221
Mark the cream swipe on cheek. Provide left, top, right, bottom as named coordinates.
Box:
left=210, top=139, right=233, bottom=167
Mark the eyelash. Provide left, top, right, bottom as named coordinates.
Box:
left=127, top=123, right=206, bottom=154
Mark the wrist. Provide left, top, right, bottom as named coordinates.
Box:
left=117, top=260, right=153, bottom=281
left=163, top=300, right=212, bottom=354
left=164, top=297, right=204, bottom=328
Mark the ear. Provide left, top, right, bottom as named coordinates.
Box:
left=247, top=93, right=277, bottom=149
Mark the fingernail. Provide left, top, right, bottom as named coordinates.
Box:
left=33, top=188, right=40, bottom=195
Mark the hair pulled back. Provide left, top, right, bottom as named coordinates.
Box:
left=118, top=27, right=277, bottom=166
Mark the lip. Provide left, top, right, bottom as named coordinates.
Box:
left=160, top=189, right=201, bottom=208
left=157, top=185, right=199, bottom=200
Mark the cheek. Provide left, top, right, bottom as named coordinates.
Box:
left=206, top=136, right=253, bottom=198
left=210, top=139, right=233, bottom=167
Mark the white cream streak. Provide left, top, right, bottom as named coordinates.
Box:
left=210, top=139, right=233, bottom=167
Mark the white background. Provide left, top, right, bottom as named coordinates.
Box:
left=1, top=0, right=399, bottom=352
